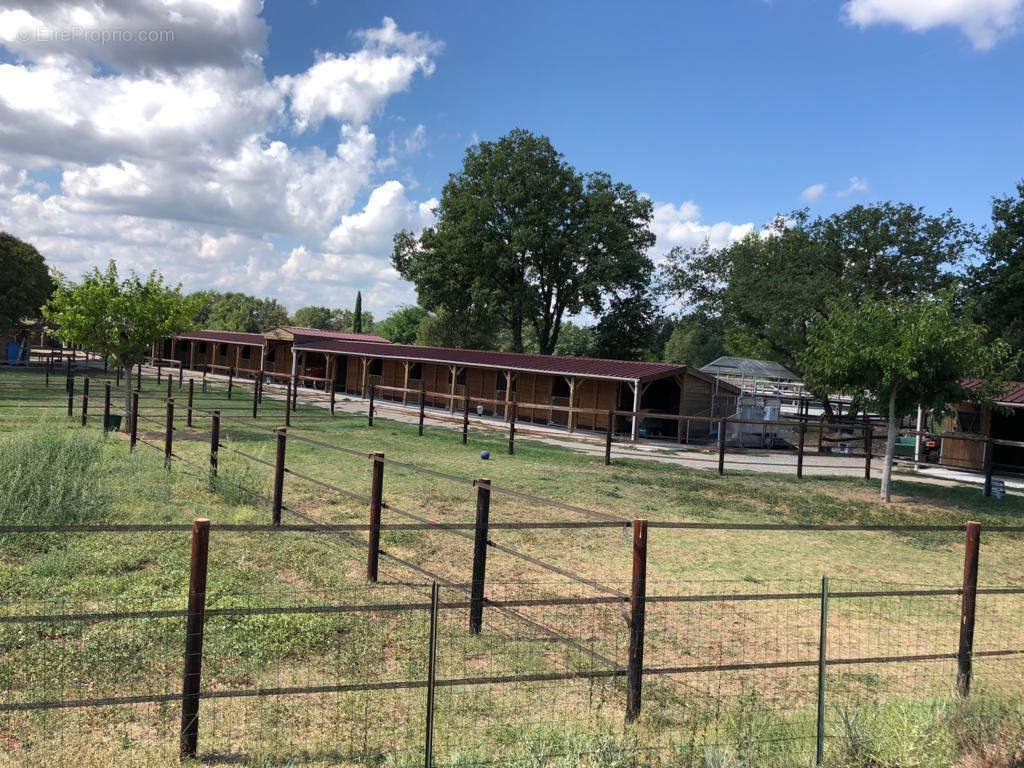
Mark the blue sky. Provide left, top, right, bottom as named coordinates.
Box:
left=0, top=1, right=1020, bottom=314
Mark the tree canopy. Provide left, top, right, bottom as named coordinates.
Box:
left=967, top=180, right=1024, bottom=354
left=393, top=129, right=655, bottom=355
left=374, top=305, right=428, bottom=344
left=0, top=232, right=53, bottom=336
left=801, top=292, right=1017, bottom=501
left=190, top=291, right=289, bottom=333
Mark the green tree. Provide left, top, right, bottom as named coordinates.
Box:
left=415, top=308, right=495, bottom=349
left=393, top=129, right=656, bottom=355
left=663, top=204, right=976, bottom=414
left=353, top=292, right=363, bottom=334
left=967, top=180, right=1024, bottom=353
left=44, top=262, right=197, bottom=417
left=0, top=232, right=53, bottom=337
left=592, top=293, right=664, bottom=361
left=193, top=292, right=289, bottom=333
left=662, top=313, right=726, bottom=367
left=801, top=293, right=1016, bottom=502
left=291, top=306, right=336, bottom=330
left=375, top=305, right=428, bottom=344
left=552, top=322, right=596, bottom=357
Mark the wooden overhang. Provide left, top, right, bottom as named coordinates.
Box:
left=263, top=326, right=390, bottom=344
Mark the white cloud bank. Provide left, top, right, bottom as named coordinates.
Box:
left=843, top=0, right=1023, bottom=49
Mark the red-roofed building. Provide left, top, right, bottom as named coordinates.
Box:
left=939, top=380, right=1024, bottom=474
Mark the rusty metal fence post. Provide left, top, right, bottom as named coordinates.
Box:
left=864, top=426, right=873, bottom=480
left=178, top=361, right=183, bottom=388
left=285, top=380, right=292, bottom=428
left=367, top=452, right=384, bottom=581
left=209, top=410, right=220, bottom=477
left=797, top=421, right=807, bottom=479
left=227, top=368, right=233, bottom=399
left=462, top=396, right=470, bottom=445
left=469, top=479, right=491, bottom=634
left=368, top=384, right=376, bottom=427
left=164, top=398, right=174, bottom=468
left=508, top=402, right=517, bottom=455
left=103, top=381, right=111, bottom=434
left=252, top=378, right=259, bottom=419
left=424, top=581, right=439, bottom=768
left=187, top=379, right=194, bottom=428
left=717, top=418, right=727, bottom=475
left=272, top=428, right=286, bottom=525
left=418, top=383, right=426, bottom=436
left=983, top=440, right=994, bottom=497
left=80, top=376, right=89, bottom=426
left=167, top=377, right=172, bottom=403
left=180, top=517, right=210, bottom=760
left=136, top=362, right=142, bottom=392
left=605, top=410, right=614, bottom=466
left=625, top=518, right=648, bottom=722
left=957, top=521, right=981, bottom=696
left=816, top=574, right=830, bottom=765
left=330, top=382, right=336, bottom=415
left=130, top=391, right=139, bottom=448
left=67, top=374, right=74, bottom=417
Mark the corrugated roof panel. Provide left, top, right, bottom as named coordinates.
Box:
left=962, top=379, right=1024, bottom=405
left=701, top=356, right=801, bottom=381
left=294, top=339, right=686, bottom=382
left=176, top=330, right=266, bottom=345
left=282, top=326, right=390, bottom=344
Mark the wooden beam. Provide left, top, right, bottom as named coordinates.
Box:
left=676, top=373, right=687, bottom=444
left=566, top=376, right=577, bottom=433
left=402, top=361, right=410, bottom=405
left=189, top=340, right=195, bottom=371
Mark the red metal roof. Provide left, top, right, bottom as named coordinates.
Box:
left=963, top=379, right=1024, bottom=405
left=293, top=338, right=687, bottom=382
left=176, top=330, right=265, bottom=345
left=282, top=326, right=390, bottom=344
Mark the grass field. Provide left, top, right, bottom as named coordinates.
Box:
left=1, top=366, right=1022, bottom=767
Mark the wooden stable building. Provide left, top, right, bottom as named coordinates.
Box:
left=941, top=380, right=1024, bottom=475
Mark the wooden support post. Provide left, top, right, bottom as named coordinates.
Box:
left=815, top=574, right=830, bottom=765
left=717, top=417, right=727, bottom=475
left=418, top=382, right=426, bottom=436
left=272, top=428, right=286, bottom=526
left=103, top=382, right=111, bottom=434
left=67, top=374, right=74, bottom=417
left=285, top=380, right=292, bottom=428
left=180, top=518, right=210, bottom=760
left=625, top=518, right=648, bottom=722
left=189, top=340, right=195, bottom=372
left=367, top=452, right=384, bottom=582
left=80, top=376, right=89, bottom=427
left=402, top=361, right=410, bottom=406
left=209, top=410, right=220, bottom=477
left=187, top=379, right=194, bottom=428
left=462, top=395, right=470, bottom=445
left=424, top=581, right=439, bottom=768
left=469, top=479, right=491, bottom=634
left=164, top=398, right=174, bottom=468
left=507, top=402, right=517, bottom=455
left=983, top=440, right=994, bottom=497
left=605, top=410, right=614, bottom=466
left=368, top=384, right=375, bottom=427
left=864, top=426, right=873, bottom=481
left=797, top=421, right=807, bottom=479
left=957, top=521, right=981, bottom=697
left=130, top=391, right=139, bottom=448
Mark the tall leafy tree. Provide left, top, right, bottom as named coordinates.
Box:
left=0, top=232, right=53, bottom=337
left=375, top=305, right=428, bottom=344
left=44, top=262, right=197, bottom=417
left=663, top=204, right=976, bottom=413
left=291, top=306, right=336, bottom=329
left=967, top=180, right=1024, bottom=353
left=662, top=313, right=726, bottom=367
left=801, top=293, right=1016, bottom=502
left=191, top=292, right=289, bottom=333
left=393, top=129, right=656, bottom=355
left=353, top=292, right=363, bottom=334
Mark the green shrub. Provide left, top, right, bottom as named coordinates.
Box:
left=0, top=424, right=108, bottom=527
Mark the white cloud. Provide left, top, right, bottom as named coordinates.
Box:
left=843, top=0, right=1023, bottom=49
left=802, top=183, right=826, bottom=202
left=837, top=176, right=869, bottom=197
left=649, top=200, right=754, bottom=261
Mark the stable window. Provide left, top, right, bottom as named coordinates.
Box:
left=241, top=346, right=251, bottom=360
left=551, top=377, right=571, bottom=398
left=267, top=349, right=276, bottom=362
left=369, top=359, right=383, bottom=376
left=198, top=342, right=208, bottom=354
left=956, top=409, right=982, bottom=434
left=218, top=343, right=228, bottom=356
left=409, top=362, right=422, bottom=379
left=456, top=368, right=467, bottom=385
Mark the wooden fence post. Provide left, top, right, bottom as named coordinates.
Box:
left=291, top=374, right=298, bottom=410
left=817, top=414, right=825, bottom=452
left=272, top=428, right=286, bottom=526
left=625, top=518, right=648, bottom=722
left=717, top=418, right=727, bottom=476
left=187, top=379, right=194, bottom=428
left=605, top=411, right=614, bottom=466
left=462, top=396, right=470, bottom=445
left=469, top=479, right=491, bottom=634
left=330, top=381, right=336, bottom=415
left=67, top=374, right=74, bottom=417
left=957, top=521, right=981, bottom=697
left=418, top=383, right=426, bottom=436
left=368, top=384, right=375, bottom=427
left=156, top=358, right=162, bottom=383
left=367, top=452, right=385, bottom=582
left=227, top=367, right=233, bottom=399
left=116, top=365, right=121, bottom=388
left=178, top=361, right=183, bottom=388
left=508, top=403, right=517, bottom=455
left=252, top=377, right=259, bottom=419
left=864, top=426, right=873, bottom=481
left=81, top=376, right=89, bottom=427
left=65, top=357, right=71, bottom=392
left=130, top=391, right=139, bottom=449
left=797, top=421, right=807, bottom=479
left=136, top=363, right=141, bottom=392
left=816, top=574, right=830, bottom=766
left=202, top=365, right=207, bottom=394
left=209, top=410, right=220, bottom=477
left=45, top=355, right=50, bottom=387
left=180, top=517, right=210, bottom=760
left=164, top=398, right=174, bottom=468
left=983, top=440, right=993, bottom=497
left=167, top=377, right=172, bottom=403
left=103, top=381, right=111, bottom=434
left=424, top=581, right=439, bottom=768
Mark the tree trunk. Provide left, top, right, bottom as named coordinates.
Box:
left=880, top=388, right=899, bottom=503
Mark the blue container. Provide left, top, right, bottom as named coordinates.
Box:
left=480, top=450, right=490, bottom=460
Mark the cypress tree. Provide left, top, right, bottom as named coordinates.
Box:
left=353, top=291, right=363, bottom=333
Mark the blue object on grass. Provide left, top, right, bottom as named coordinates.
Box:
left=480, top=450, right=490, bottom=460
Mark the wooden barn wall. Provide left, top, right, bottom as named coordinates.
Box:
left=941, top=404, right=989, bottom=471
